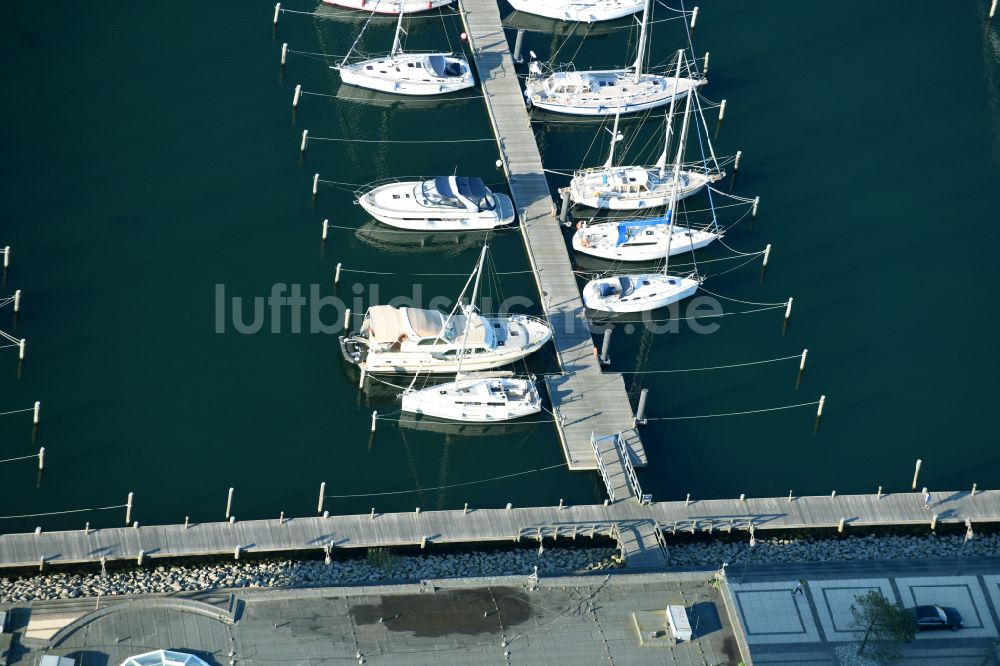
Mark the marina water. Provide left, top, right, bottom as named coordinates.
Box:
left=1, top=1, right=998, bottom=532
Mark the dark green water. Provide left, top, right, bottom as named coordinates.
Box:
left=1, top=2, right=998, bottom=533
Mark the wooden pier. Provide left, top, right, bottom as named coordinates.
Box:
left=458, top=0, right=646, bottom=488
left=1, top=490, right=995, bottom=572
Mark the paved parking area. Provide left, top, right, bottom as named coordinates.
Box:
left=730, top=562, right=1000, bottom=665
left=4, top=572, right=745, bottom=666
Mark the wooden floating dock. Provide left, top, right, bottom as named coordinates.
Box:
left=1, top=491, right=995, bottom=572
left=458, top=0, right=646, bottom=484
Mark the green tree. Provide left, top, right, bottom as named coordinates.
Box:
left=849, top=590, right=915, bottom=660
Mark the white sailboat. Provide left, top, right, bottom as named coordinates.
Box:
left=580, top=90, right=703, bottom=313
left=568, top=52, right=723, bottom=209
left=582, top=272, right=699, bottom=313
left=402, top=375, right=542, bottom=421
left=572, top=86, right=721, bottom=261
left=357, top=176, right=516, bottom=230
left=572, top=212, right=720, bottom=262
left=340, top=248, right=553, bottom=374
left=507, top=0, right=644, bottom=23
left=333, top=4, right=473, bottom=96
left=323, top=0, right=453, bottom=14
left=401, top=246, right=543, bottom=422
left=524, top=0, right=703, bottom=115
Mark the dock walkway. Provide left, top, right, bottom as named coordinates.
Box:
left=458, top=0, right=646, bottom=489
left=2, top=490, right=995, bottom=571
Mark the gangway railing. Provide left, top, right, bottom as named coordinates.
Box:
left=591, top=432, right=616, bottom=502
left=617, top=431, right=643, bottom=501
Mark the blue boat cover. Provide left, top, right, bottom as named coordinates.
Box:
left=615, top=211, right=672, bottom=246
left=433, top=176, right=489, bottom=202
left=426, top=55, right=447, bottom=77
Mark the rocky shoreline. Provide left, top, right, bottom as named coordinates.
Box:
left=2, top=531, right=998, bottom=603
left=663, top=531, right=1000, bottom=567
left=0, top=546, right=618, bottom=603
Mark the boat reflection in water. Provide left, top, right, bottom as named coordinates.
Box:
left=352, top=219, right=490, bottom=257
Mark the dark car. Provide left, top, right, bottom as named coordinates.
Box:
left=914, top=605, right=963, bottom=631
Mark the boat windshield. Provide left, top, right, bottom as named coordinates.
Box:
left=477, top=193, right=496, bottom=211
left=421, top=180, right=464, bottom=208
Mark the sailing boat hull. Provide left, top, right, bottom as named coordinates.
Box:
left=526, top=72, right=704, bottom=116
left=402, top=378, right=541, bottom=422
left=582, top=274, right=699, bottom=313
left=322, top=0, right=453, bottom=13
left=573, top=223, right=719, bottom=261
left=570, top=169, right=719, bottom=210
left=336, top=54, right=474, bottom=96
left=507, top=0, right=644, bottom=22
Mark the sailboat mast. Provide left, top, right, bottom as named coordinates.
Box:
left=456, top=245, right=488, bottom=375
left=390, top=4, right=405, bottom=58
left=468, top=245, right=487, bottom=312
left=604, top=102, right=623, bottom=169
left=656, top=50, right=685, bottom=178
left=662, top=88, right=694, bottom=276
left=439, top=246, right=482, bottom=341
left=632, top=0, right=652, bottom=84
left=340, top=0, right=383, bottom=69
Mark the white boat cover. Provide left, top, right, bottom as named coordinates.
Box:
left=364, top=306, right=445, bottom=342
left=362, top=306, right=488, bottom=345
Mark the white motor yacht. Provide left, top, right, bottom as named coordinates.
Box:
left=357, top=176, right=516, bottom=230
left=507, top=0, right=643, bottom=22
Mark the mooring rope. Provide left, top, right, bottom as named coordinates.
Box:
left=308, top=135, right=495, bottom=144
left=698, top=287, right=788, bottom=307
left=0, top=407, right=33, bottom=418
left=340, top=267, right=533, bottom=276
left=0, top=504, right=127, bottom=521
left=0, top=453, right=39, bottom=465
left=618, top=354, right=802, bottom=374
left=301, top=89, right=485, bottom=102
left=325, top=463, right=567, bottom=498
left=643, top=400, right=820, bottom=421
